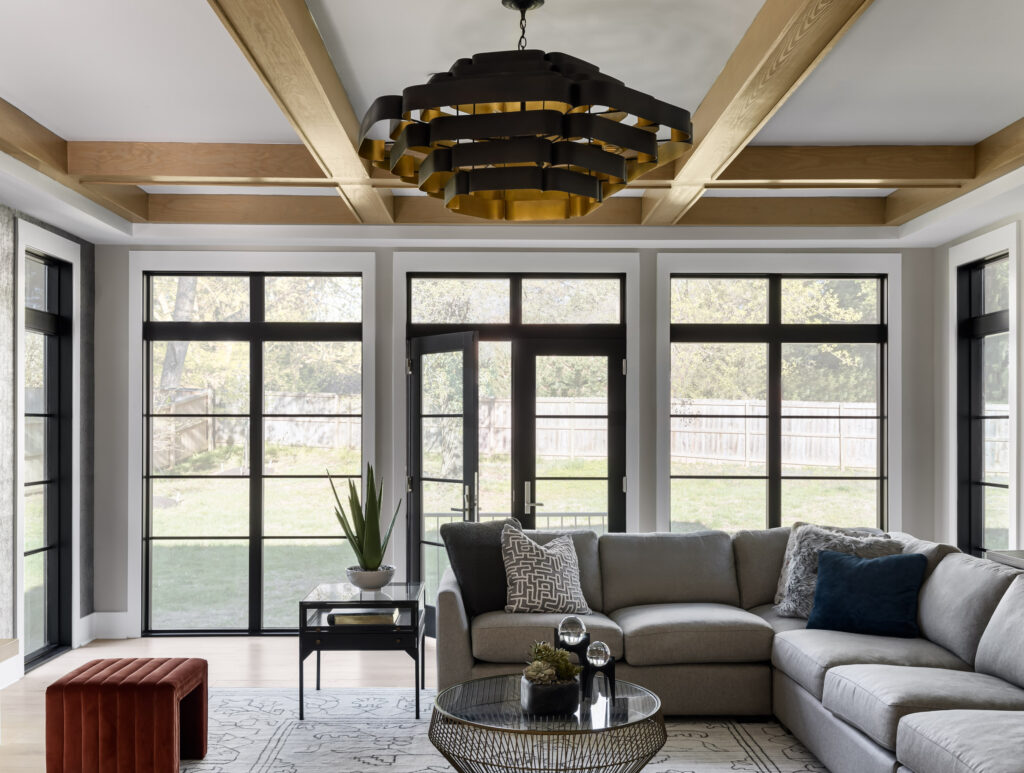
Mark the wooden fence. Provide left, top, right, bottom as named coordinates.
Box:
left=149, top=392, right=1011, bottom=477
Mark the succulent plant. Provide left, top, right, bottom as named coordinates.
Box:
left=524, top=660, right=558, bottom=685
left=523, top=641, right=582, bottom=685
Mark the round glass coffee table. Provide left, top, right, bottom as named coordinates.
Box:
left=428, top=675, right=666, bottom=773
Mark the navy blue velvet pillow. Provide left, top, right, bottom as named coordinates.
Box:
left=807, top=550, right=928, bottom=638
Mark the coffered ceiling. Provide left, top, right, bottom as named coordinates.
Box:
left=0, top=0, right=1022, bottom=229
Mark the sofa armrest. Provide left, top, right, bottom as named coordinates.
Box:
left=436, top=567, right=474, bottom=690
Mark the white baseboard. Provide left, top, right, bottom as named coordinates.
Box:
left=88, top=612, right=135, bottom=640
left=0, top=650, right=25, bottom=691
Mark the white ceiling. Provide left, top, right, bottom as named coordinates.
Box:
left=308, top=0, right=765, bottom=126
left=755, top=0, right=1024, bottom=146
left=0, top=0, right=297, bottom=142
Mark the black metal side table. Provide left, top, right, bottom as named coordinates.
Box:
left=298, top=581, right=426, bottom=719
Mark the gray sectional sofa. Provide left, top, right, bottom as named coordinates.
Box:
left=436, top=527, right=1024, bottom=773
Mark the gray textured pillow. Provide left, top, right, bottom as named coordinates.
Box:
left=774, top=521, right=887, bottom=604
left=776, top=524, right=903, bottom=618
left=501, top=525, right=590, bottom=614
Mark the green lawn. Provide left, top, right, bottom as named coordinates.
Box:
left=148, top=445, right=886, bottom=625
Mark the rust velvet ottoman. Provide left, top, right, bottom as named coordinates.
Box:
left=45, top=657, right=208, bottom=773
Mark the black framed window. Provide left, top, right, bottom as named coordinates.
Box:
left=143, top=273, right=363, bottom=633
left=957, top=255, right=1011, bottom=555
left=407, top=274, right=627, bottom=617
left=670, top=275, right=887, bottom=531
left=23, top=254, right=73, bottom=668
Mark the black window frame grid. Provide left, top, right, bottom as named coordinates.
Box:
left=956, top=255, right=1011, bottom=556
left=143, top=271, right=363, bottom=635
left=669, top=273, right=889, bottom=530
left=23, top=253, right=73, bottom=669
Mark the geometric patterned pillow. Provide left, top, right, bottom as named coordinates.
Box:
left=501, top=525, right=591, bottom=614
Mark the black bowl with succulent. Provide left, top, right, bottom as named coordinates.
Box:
left=520, top=641, right=582, bottom=716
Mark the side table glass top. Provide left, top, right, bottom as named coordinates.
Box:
left=302, top=582, right=424, bottom=605
left=434, top=675, right=660, bottom=732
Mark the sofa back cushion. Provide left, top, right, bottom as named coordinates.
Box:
left=523, top=530, right=603, bottom=613
left=440, top=518, right=521, bottom=618
left=975, top=575, right=1024, bottom=689
left=732, top=527, right=791, bottom=609
left=599, top=531, right=739, bottom=611
left=917, top=554, right=1020, bottom=664
left=888, top=531, right=960, bottom=578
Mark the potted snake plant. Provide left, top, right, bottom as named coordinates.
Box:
left=328, top=464, right=401, bottom=591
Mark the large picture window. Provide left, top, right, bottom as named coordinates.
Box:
left=143, top=273, right=363, bottom=632
left=957, top=255, right=1011, bottom=555
left=669, top=275, right=887, bottom=531
left=23, top=255, right=72, bottom=666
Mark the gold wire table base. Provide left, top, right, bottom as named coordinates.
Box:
left=428, top=676, right=667, bottom=773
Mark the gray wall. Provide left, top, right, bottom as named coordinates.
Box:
left=0, top=204, right=96, bottom=640
left=899, top=249, right=939, bottom=539
left=92, top=245, right=129, bottom=612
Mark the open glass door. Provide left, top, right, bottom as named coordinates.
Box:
left=408, top=332, right=478, bottom=633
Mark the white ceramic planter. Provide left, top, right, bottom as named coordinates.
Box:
left=346, top=564, right=395, bottom=591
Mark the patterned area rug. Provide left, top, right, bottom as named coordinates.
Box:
left=182, top=688, right=827, bottom=772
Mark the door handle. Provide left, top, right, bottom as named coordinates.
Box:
left=450, top=485, right=471, bottom=515
left=524, top=481, right=544, bottom=509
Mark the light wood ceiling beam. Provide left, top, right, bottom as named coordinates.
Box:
left=149, top=194, right=358, bottom=225
left=68, top=141, right=326, bottom=185
left=886, top=117, right=1024, bottom=225
left=0, top=98, right=149, bottom=222
left=207, top=0, right=392, bottom=224
left=145, top=191, right=888, bottom=227
left=642, top=0, right=876, bottom=225
left=715, top=145, right=974, bottom=188
left=63, top=139, right=976, bottom=191
left=679, top=196, right=885, bottom=226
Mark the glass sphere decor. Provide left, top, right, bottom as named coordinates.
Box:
left=587, top=640, right=611, bottom=668
left=557, top=616, right=587, bottom=646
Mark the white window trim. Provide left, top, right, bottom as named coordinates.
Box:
left=391, top=251, right=641, bottom=576
left=126, top=251, right=376, bottom=637
left=946, top=224, right=1019, bottom=549
left=7, top=220, right=82, bottom=685
left=655, top=252, right=903, bottom=533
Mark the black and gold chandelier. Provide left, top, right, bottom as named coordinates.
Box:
left=357, top=0, right=692, bottom=222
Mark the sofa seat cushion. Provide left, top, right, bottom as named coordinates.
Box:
left=749, top=604, right=807, bottom=634
left=471, top=611, right=622, bottom=664
left=897, top=710, right=1024, bottom=773
left=822, top=665, right=1024, bottom=751
left=772, top=629, right=969, bottom=700
left=610, top=603, right=772, bottom=666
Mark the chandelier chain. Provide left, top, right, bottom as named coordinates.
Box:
left=518, top=10, right=527, bottom=50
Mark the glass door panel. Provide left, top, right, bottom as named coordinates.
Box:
left=518, top=342, right=625, bottom=533
left=410, top=332, right=478, bottom=633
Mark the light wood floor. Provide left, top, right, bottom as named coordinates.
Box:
left=0, top=636, right=438, bottom=772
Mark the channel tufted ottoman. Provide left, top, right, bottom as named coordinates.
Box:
left=45, top=657, right=207, bottom=773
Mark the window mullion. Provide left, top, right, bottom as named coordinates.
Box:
left=767, top=276, right=782, bottom=528
left=249, top=275, right=265, bottom=634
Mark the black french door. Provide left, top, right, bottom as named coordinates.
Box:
left=408, top=332, right=479, bottom=634
left=409, top=333, right=627, bottom=631
left=514, top=339, right=626, bottom=533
